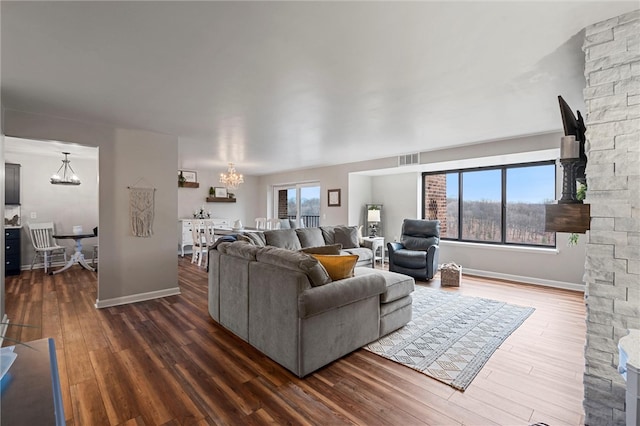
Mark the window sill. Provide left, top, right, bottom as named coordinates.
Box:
left=440, top=240, right=559, bottom=255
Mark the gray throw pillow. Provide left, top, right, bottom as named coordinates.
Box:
left=238, top=232, right=267, bottom=247
left=256, top=246, right=331, bottom=287
left=334, top=226, right=360, bottom=249
left=300, top=244, right=343, bottom=255
left=264, top=229, right=302, bottom=250
left=296, top=227, right=325, bottom=248
left=320, top=226, right=338, bottom=245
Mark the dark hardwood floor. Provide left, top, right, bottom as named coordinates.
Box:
left=4, top=257, right=586, bottom=425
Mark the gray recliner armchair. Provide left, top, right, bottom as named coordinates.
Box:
left=387, top=219, right=440, bottom=280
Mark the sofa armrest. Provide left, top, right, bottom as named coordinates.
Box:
left=387, top=241, right=404, bottom=254
left=298, top=273, right=386, bottom=319
left=426, top=244, right=440, bottom=280
left=360, top=239, right=374, bottom=250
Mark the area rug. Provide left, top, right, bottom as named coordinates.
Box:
left=364, top=285, right=534, bottom=391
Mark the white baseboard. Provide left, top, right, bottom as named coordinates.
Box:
left=461, top=267, right=585, bottom=292
left=95, top=287, right=181, bottom=308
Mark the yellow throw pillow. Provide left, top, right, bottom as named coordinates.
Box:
left=311, top=254, right=358, bottom=281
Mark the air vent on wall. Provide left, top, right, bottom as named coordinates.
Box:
left=398, top=153, right=420, bottom=167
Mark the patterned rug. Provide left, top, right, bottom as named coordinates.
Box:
left=364, top=285, right=534, bottom=391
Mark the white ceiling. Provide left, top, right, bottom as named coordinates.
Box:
left=2, top=1, right=637, bottom=175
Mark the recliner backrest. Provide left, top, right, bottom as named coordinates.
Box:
left=401, top=219, right=440, bottom=251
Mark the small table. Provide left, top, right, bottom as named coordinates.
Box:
left=52, top=233, right=97, bottom=274
left=362, top=236, right=385, bottom=267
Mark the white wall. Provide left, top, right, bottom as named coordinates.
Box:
left=4, top=142, right=99, bottom=266
left=3, top=109, right=180, bottom=307
left=371, top=172, right=421, bottom=242
left=347, top=174, right=373, bottom=228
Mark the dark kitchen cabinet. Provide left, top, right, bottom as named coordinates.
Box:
left=5, top=228, right=21, bottom=276
left=5, top=163, right=21, bottom=205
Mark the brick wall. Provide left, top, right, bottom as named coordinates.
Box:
left=582, top=10, right=640, bottom=425
left=277, top=190, right=288, bottom=219
left=424, top=174, right=448, bottom=235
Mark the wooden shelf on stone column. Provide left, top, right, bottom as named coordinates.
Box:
left=545, top=203, right=590, bottom=233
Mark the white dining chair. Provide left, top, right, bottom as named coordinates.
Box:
left=267, top=218, right=281, bottom=230
left=255, top=217, right=267, bottom=230
left=27, top=222, right=68, bottom=274
left=191, top=220, right=214, bottom=268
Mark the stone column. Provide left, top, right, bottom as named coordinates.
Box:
left=582, top=9, right=640, bottom=425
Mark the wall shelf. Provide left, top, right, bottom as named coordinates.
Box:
left=206, top=197, right=236, bottom=203
left=179, top=182, right=200, bottom=188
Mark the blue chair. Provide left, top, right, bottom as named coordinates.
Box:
left=387, top=219, right=440, bottom=280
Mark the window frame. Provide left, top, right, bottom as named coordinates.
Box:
left=421, top=160, right=556, bottom=248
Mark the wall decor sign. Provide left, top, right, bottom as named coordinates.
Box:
left=214, top=187, right=228, bottom=198
left=328, top=189, right=341, bottom=207
left=179, top=170, right=197, bottom=183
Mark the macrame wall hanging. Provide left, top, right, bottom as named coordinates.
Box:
left=128, top=178, right=156, bottom=237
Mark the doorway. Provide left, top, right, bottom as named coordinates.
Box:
left=4, top=137, right=99, bottom=283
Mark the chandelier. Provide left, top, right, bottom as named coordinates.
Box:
left=50, top=152, right=81, bottom=185
left=219, top=162, right=244, bottom=189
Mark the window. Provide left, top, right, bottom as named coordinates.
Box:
left=423, top=161, right=556, bottom=247
left=274, top=183, right=321, bottom=227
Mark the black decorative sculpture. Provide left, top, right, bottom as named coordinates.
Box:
left=558, top=95, right=587, bottom=188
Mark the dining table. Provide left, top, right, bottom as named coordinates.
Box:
left=51, top=232, right=97, bottom=274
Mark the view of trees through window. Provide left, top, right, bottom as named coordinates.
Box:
left=424, top=162, right=556, bottom=247
left=277, top=185, right=321, bottom=227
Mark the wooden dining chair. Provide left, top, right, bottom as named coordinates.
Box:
left=27, top=222, right=68, bottom=274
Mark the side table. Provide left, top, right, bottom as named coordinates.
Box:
left=362, top=236, right=385, bottom=267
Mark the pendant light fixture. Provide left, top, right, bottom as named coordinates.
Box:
left=219, top=163, right=244, bottom=189
left=50, top=152, right=81, bottom=185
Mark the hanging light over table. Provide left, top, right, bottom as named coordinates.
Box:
left=219, top=163, right=243, bottom=189
left=50, top=152, right=81, bottom=185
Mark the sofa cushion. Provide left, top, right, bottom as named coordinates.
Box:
left=354, top=268, right=415, bottom=303
left=391, top=248, right=427, bottom=268
left=311, top=254, right=358, bottom=281
left=342, top=247, right=373, bottom=263
left=264, top=229, right=302, bottom=250
left=300, top=244, right=342, bottom=255
left=256, top=246, right=331, bottom=287
left=222, top=241, right=261, bottom=261
left=403, top=235, right=439, bottom=251
left=335, top=226, right=360, bottom=249
left=238, top=232, right=267, bottom=247
left=320, top=226, right=338, bottom=245
left=296, top=228, right=325, bottom=248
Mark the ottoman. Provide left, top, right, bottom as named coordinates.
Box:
left=355, top=268, right=415, bottom=337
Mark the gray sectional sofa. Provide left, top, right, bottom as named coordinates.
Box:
left=208, top=240, right=415, bottom=377
left=239, top=226, right=375, bottom=267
